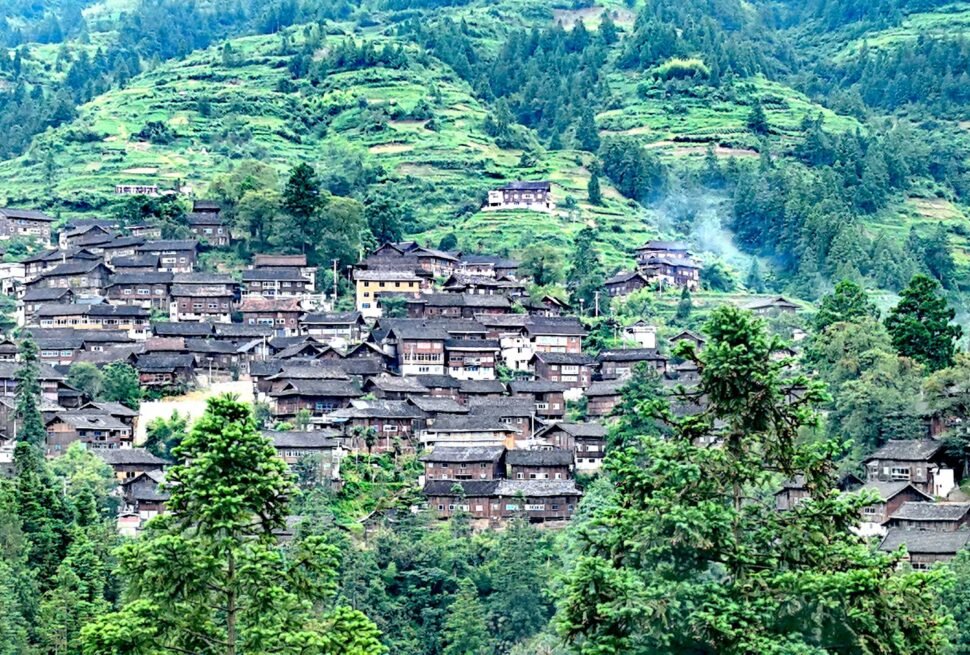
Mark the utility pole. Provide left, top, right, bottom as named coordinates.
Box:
left=332, top=259, right=339, bottom=307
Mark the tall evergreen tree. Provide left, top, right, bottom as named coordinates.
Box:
left=15, top=336, right=45, bottom=446
left=674, top=285, right=692, bottom=322
left=568, top=226, right=605, bottom=311
left=575, top=106, right=600, bottom=152
left=885, top=274, right=962, bottom=372
left=81, top=395, right=385, bottom=655
left=814, top=278, right=879, bottom=333
left=587, top=172, right=602, bottom=205
left=442, top=578, right=493, bottom=655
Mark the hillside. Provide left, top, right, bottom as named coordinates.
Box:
left=1, top=0, right=969, bottom=296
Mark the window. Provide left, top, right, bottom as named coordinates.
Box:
left=480, top=463, right=487, bottom=468
left=891, top=467, right=911, bottom=481
left=383, top=425, right=398, bottom=432
left=123, top=289, right=132, bottom=295
left=505, top=504, right=519, bottom=511
left=862, top=505, right=880, bottom=516
left=526, top=504, right=544, bottom=511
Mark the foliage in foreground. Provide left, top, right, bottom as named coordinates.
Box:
left=557, top=306, right=952, bottom=654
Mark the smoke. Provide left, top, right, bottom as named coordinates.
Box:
left=653, top=190, right=752, bottom=271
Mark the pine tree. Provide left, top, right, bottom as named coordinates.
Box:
left=885, top=274, right=962, bottom=371
left=587, top=172, right=602, bottom=205
left=813, top=278, right=879, bottom=333
left=81, top=395, right=385, bottom=655
left=575, top=105, right=600, bottom=152
left=15, top=336, right=45, bottom=446
left=674, top=285, right=692, bottom=322
left=747, top=99, right=769, bottom=134
left=442, top=578, right=493, bottom=655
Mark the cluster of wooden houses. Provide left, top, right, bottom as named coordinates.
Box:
left=4, top=203, right=969, bottom=555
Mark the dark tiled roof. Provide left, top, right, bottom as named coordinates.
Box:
left=533, top=352, right=594, bottom=365
left=459, top=379, right=506, bottom=394
left=585, top=380, right=626, bottom=397
left=22, top=287, right=72, bottom=301
left=173, top=272, right=235, bottom=285
left=858, top=481, right=932, bottom=502
left=891, top=502, right=970, bottom=522
left=153, top=322, right=215, bottom=337
left=95, top=448, right=167, bottom=466
left=35, top=260, right=106, bottom=277
left=137, top=239, right=199, bottom=252
left=0, top=207, right=54, bottom=221
left=112, top=254, right=160, bottom=268
left=539, top=422, right=607, bottom=438
left=243, top=267, right=308, bottom=281
left=865, top=440, right=945, bottom=463
left=879, top=528, right=970, bottom=554
left=605, top=270, right=648, bottom=285
left=424, top=415, right=513, bottom=432
left=420, top=446, right=505, bottom=463
left=494, top=479, right=582, bottom=497
left=135, top=353, right=196, bottom=371
left=509, top=380, right=570, bottom=394
left=302, top=311, right=364, bottom=325
left=330, top=400, right=425, bottom=419
left=272, top=380, right=362, bottom=397
left=637, top=240, right=690, bottom=251
left=108, top=272, right=173, bottom=285
left=408, top=396, right=468, bottom=414
left=497, top=181, right=551, bottom=191
left=239, top=297, right=302, bottom=312
left=424, top=479, right=499, bottom=496
left=506, top=449, right=573, bottom=467
left=415, top=375, right=463, bottom=389
left=366, top=374, right=429, bottom=394
left=265, top=430, right=342, bottom=449
left=525, top=318, right=586, bottom=336
left=597, top=348, right=667, bottom=363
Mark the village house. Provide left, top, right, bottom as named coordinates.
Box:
left=520, top=295, right=570, bottom=318
left=423, top=478, right=581, bottom=524
left=484, top=181, right=554, bottom=212
left=445, top=338, right=500, bottom=381
left=265, top=430, right=344, bottom=483
left=531, top=352, right=594, bottom=389
left=239, top=297, right=303, bottom=336
left=111, top=254, right=160, bottom=272
left=879, top=529, right=970, bottom=569
left=300, top=311, right=367, bottom=346
left=242, top=268, right=313, bottom=298
left=252, top=254, right=316, bottom=287
left=744, top=296, right=800, bottom=316
left=856, top=481, right=934, bottom=537
left=670, top=329, right=706, bottom=351
left=22, top=247, right=100, bottom=279
left=169, top=284, right=234, bottom=323
left=134, top=353, right=196, bottom=388
left=467, top=397, right=538, bottom=444
left=441, top=273, right=527, bottom=297
left=863, top=440, right=958, bottom=497
left=640, top=256, right=701, bottom=291
left=419, top=415, right=518, bottom=450
left=459, top=379, right=507, bottom=404
left=362, top=374, right=429, bottom=401
left=121, top=470, right=168, bottom=520
left=536, top=422, right=607, bottom=472
left=885, top=502, right=970, bottom=532
left=604, top=270, right=652, bottom=297
left=136, top=239, right=199, bottom=273
left=635, top=240, right=693, bottom=265
left=354, top=269, right=426, bottom=319
left=270, top=379, right=364, bottom=419
left=585, top=379, right=626, bottom=419
left=60, top=224, right=117, bottom=250
left=526, top=317, right=585, bottom=354
left=0, top=360, right=64, bottom=402
left=621, top=320, right=657, bottom=349
left=129, top=224, right=162, bottom=239
left=421, top=446, right=506, bottom=481
left=506, top=449, right=574, bottom=481
left=99, top=236, right=147, bottom=262
left=34, top=304, right=151, bottom=338
left=95, top=448, right=167, bottom=481
left=0, top=207, right=55, bottom=244
left=21, top=287, right=75, bottom=325
left=105, top=272, right=173, bottom=309
left=328, top=400, right=428, bottom=452
left=477, top=314, right=532, bottom=371
left=379, top=320, right=449, bottom=376
left=406, top=293, right=512, bottom=319
left=597, top=348, right=668, bottom=379
left=186, top=209, right=230, bottom=247
left=455, top=254, right=519, bottom=279
left=45, top=411, right=134, bottom=455
left=508, top=380, right=568, bottom=420
left=26, top=260, right=112, bottom=292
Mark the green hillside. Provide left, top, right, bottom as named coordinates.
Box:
left=1, top=0, right=969, bottom=296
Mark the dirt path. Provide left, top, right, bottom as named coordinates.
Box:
left=135, top=380, right=254, bottom=444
